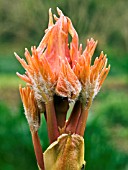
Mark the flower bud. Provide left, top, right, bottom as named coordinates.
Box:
left=19, top=85, right=40, bottom=132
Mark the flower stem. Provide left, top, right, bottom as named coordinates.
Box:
left=76, top=98, right=92, bottom=136
left=45, top=100, right=59, bottom=144
left=31, top=131, right=45, bottom=170
left=75, top=107, right=89, bottom=136
left=66, top=100, right=81, bottom=134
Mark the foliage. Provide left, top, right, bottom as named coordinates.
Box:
left=85, top=90, right=128, bottom=170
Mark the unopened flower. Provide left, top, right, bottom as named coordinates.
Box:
left=19, top=85, right=40, bottom=132
left=74, top=39, right=110, bottom=106
left=15, top=8, right=82, bottom=102
left=15, top=46, right=56, bottom=105
left=16, top=7, right=110, bottom=170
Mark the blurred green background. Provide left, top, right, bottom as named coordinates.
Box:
left=0, top=0, right=128, bottom=170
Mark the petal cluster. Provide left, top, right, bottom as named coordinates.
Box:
left=19, top=85, right=40, bottom=132
left=74, top=39, right=110, bottom=105
left=16, top=8, right=110, bottom=105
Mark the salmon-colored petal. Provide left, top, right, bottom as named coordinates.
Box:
left=99, top=65, right=110, bottom=88
left=37, top=9, right=79, bottom=75
left=19, top=85, right=40, bottom=132
left=16, top=72, right=32, bottom=84
left=83, top=38, right=97, bottom=58
left=56, top=59, right=81, bottom=100
left=15, top=52, right=28, bottom=71
left=48, top=8, right=54, bottom=27
left=67, top=17, right=79, bottom=67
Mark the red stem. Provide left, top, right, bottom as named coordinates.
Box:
left=31, top=131, right=45, bottom=170
left=66, top=100, right=81, bottom=134
left=45, top=100, right=59, bottom=144
left=76, top=98, right=92, bottom=136
left=75, top=107, right=89, bottom=136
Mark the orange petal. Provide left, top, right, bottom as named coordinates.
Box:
left=16, top=72, right=32, bottom=84
left=56, top=60, right=81, bottom=99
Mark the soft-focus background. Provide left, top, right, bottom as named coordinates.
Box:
left=0, top=0, right=128, bottom=170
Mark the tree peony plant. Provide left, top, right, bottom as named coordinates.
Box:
left=15, top=8, right=110, bottom=170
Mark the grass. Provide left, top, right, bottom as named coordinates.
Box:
left=0, top=101, right=49, bottom=170
left=0, top=74, right=25, bottom=88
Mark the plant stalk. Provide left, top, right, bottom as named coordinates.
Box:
left=76, top=98, right=92, bottom=136
left=31, top=131, right=45, bottom=170
left=45, top=100, right=59, bottom=144
left=66, top=100, right=81, bottom=134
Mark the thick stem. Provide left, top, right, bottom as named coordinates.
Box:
left=75, top=107, right=89, bottom=136
left=45, top=100, right=59, bottom=144
left=66, top=100, right=81, bottom=134
left=76, top=98, right=92, bottom=136
left=31, top=131, right=45, bottom=170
